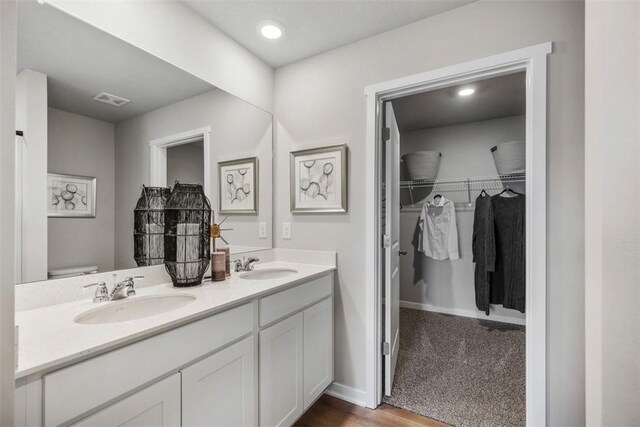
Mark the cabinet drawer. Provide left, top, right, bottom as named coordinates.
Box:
left=44, top=303, right=253, bottom=426
left=259, top=274, right=333, bottom=327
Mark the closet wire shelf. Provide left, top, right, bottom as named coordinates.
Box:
left=399, top=173, right=526, bottom=210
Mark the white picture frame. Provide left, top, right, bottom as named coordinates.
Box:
left=290, top=144, right=348, bottom=213
left=47, top=173, right=96, bottom=218
left=218, top=157, right=258, bottom=214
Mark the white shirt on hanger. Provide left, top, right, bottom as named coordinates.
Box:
left=418, top=195, right=459, bottom=260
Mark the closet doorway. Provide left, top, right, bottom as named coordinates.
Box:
left=364, top=43, right=551, bottom=427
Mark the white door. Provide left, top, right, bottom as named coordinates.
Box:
left=259, top=313, right=303, bottom=427
left=72, top=374, right=180, bottom=427
left=384, top=101, right=401, bottom=396
left=303, top=298, right=333, bottom=409
left=182, top=336, right=255, bottom=427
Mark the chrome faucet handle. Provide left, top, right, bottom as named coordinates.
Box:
left=83, top=282, right=109, bottom=303
left=123, top=276, right=144, bottom=296
left=244, top=257, right=260, bottom=271
left=233, top=259, right=243, bottom=272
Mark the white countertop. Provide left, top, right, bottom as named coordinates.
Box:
left=15, top=261, right=335, bottom=379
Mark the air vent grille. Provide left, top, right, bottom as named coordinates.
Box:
left=92, top=92, right=130, bottom=107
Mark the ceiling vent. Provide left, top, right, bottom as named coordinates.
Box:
left=92, top=92, right=130, bottom=107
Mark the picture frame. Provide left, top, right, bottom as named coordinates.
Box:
left=218, top=157, right=258, bottom=214
left=47, top=173, right=96, bottom=218
left=290, top=144, right=348, bottom=213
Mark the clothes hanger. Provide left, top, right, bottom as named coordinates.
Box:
left=497, top=186, right=523, bottom=197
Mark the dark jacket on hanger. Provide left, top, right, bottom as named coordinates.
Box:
left=472, top=192, right=496, bottom=314
left=491, top=194, right=526, bottom=313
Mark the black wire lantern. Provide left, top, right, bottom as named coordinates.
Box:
left=164, top=182, right=212, bottom=287
left=134, top=186, right=171, bottom=266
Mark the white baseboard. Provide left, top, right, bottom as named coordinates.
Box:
left=324, top=382, right=367, bottom=407
left=400, top=300, right=526, bottom=326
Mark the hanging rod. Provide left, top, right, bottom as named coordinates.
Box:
left=399, top=172, right=525, bottom=189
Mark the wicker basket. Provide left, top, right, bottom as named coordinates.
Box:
left=491, top=141, right=525, bottom=174
left=401, top=151, right=441, bottom=180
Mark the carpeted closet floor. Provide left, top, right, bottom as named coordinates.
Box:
left=383, top=308, right=525, bottom=427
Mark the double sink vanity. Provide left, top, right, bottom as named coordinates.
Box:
left=15, top=250, right=336, bottom=426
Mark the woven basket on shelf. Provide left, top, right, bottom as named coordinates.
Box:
left=491, top=141, right=525, bottom=174
left=401, top=151, right=441, bottom=180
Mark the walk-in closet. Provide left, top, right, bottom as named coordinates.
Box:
left=381, top=72, right=527, bottom=427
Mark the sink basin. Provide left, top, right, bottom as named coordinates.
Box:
left=74, top=294, right=196, bottom=325
left=239, top=268, right=298, bottom=281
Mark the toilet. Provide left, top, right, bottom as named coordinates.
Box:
left=47, top=265, right=99, bottom=280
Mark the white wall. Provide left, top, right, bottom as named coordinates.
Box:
left=0, top=1, right=16, bottom=423
left=399, top=116, right=526, bottom=324
left=585, top=1, right=640, bottom=425
left=274, top=1, right=585, bottom=423
left=114, top=89, right=272, bottom=269
left=15, top=69, right=47, bottom=283
left=43, top=0, right=274, bottom=113
left=47, top=108, right=115, bottom=274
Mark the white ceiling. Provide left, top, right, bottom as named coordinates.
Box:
left=17, top=2, right=215, bottom=124
left=182, top=0, right=475, bottom=68
left=391, top=72, right=526, bottom=132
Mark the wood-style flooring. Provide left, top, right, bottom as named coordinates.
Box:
left=294, top=394, right=450, bottom=427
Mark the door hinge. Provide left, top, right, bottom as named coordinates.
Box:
left=382, top=341, right=390, bottom=355
left=382, top=234, right=390, bottom=248
left=382, top=127, right=390, bottom=141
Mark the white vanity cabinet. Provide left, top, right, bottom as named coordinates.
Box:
left=16, top=271, right=334, bottom=427
left=302, top=297, right=333, bottom=409
left=258, top=275, right=334, bottom=427
left=72, top=374, right=181, bottom=427
left=259, top=313, right=304, bottom=427
left=182, top=336, right=256, bottom=427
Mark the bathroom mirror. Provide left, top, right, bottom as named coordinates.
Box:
left=15, top=2, right=273, bottom=284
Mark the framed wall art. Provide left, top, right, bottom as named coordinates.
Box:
left=218, top=157, right=258, bottom=214
left=47, top=173, right=96, bottom=218
left=290, top=144, right=348, bottom=213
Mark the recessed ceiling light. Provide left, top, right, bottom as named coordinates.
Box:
left=458, top=87, right=475, bottom=97
left=257, top=20, right=284, bottom=40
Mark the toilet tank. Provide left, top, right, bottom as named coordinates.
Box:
left=48, top=265, right=99, bottom=280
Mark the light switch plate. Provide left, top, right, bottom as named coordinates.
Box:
left=283, top=222, right=292, bottom=240
left=259, top=222, right=267, bottom=239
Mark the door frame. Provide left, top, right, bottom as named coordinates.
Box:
left=149, top=126, right=211, bottom=200
left=363, top=42, right=552, bottom=426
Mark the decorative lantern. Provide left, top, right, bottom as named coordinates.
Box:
left=164, top=183, right=212, bottom=287
left=133, top=186, right=171, bottom=266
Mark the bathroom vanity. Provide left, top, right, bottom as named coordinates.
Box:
left=15, top=258, right=335, bottom=427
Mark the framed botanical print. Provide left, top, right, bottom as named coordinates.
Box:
left=218, top=157, right=258, bottom=214
left=48, top=173, right=96, bottom=218
left=290, top=144, right=348, bottom=213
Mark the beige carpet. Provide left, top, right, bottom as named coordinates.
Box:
left=383, top=308, right=525, bottom=427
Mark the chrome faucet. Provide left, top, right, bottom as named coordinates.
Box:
left=234, top=257, right=260, bottom=272
left=83, top=275, right=144, bottom=303
left=83, top=282, right=109, bottom=303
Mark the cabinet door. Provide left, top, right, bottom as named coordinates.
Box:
left=259, top=313, right=303, bottom=427
left=72, top=373, right=180, bottom=427
left=182, top=336, right=255, bottom=427
left=303, top=298, right=333, bottom=409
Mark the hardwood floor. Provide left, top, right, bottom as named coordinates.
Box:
left=294, top=394, right=451, bottom=427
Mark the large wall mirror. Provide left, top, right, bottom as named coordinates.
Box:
left=15, top=2, right=273, bottom=284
